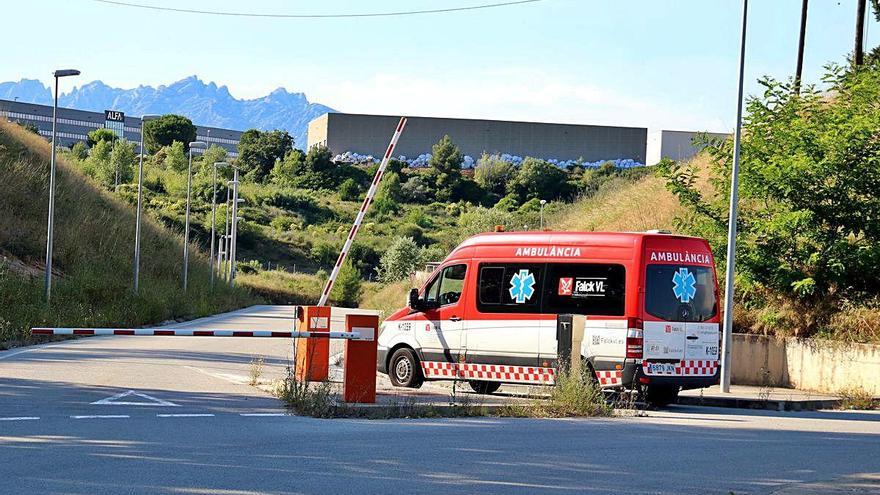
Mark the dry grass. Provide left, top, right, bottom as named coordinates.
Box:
left=0, top=120, right=256, bottom=344
left=838, top=386, right=878, bottom=410
left=236, top=269, right=323, bottom=305
left=360, top=272, right=430, bottom=319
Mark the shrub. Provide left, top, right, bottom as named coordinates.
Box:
left=330, top=259, right=362, bottom=307
left=338, top=178, right=360, bottom=201
left=379, top=236, right=422, bottom=281
left=269, top=215, right=297, bottom=232
left=311, top=242, right=339, bottom=268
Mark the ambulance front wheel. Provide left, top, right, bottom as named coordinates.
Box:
left=469, top=381, right=501, bottom=395
left=389, top=348, right=423, bottom=388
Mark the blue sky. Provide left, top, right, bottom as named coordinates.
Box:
left=2, top=0, right=874, bottom=132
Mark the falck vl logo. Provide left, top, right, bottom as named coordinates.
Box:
left=509, top=269, right=536, bottom=304
left=672, top=267, right=697, bottom=303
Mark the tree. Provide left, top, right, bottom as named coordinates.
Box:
left=87, top=128, right=118, bottom=147
left=70, top=141, right=88, bottom=161
left=84, top=140, right=113, bottom=187
left=401, top=175, right=432, bottom=203
left=507, top=157, right=570, bottom=201
left=236, top=129, right=293, bottom=182
left=659, top=67, right=880, bottom=311
left=269, top=148, right=306, bottom=186
left=110, top=139, right=136, bottom=186
left=198, top=144, right=228, bottom=175
left=338, top=178, right=360, bottom=201
left=330, top=259, right=362, bottom=308
left=474, top=153, right=514, bottom=197
left=143, top=115, right=196, bottom=154
left=379, top=236, right=423, bottom=281
left=163, top=141, right=188, bottom=172
left=425, top=135, right=463, bottom=201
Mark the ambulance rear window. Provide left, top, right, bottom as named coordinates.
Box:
left=543, top=263, right=626, bottom=316
left=645, top=264, right=717, bottom=322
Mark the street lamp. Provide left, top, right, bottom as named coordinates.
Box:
left=134, top=114, right=161, bottom=294
left=210, top=161, right=229, bottom=288
left=44, top=68, right=80, bottom=303
left=539, top=199, right=547, bottom=230
left=228, top=170, right=242, bottom=286
left=720, top=0, right=749, bottom=393
left=182, top=141, right=207, bottom=292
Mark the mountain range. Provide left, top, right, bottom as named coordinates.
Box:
left=0, top=76, right=335, bottom=148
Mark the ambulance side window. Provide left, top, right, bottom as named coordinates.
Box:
left=477, top=264, right=544, bottom=314
left=543, top=263, right=626, bottom=316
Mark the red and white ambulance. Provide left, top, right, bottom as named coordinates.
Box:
left=376, top=231, right=721, bottom=405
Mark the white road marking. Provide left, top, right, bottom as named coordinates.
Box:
left=239, top=413, right=287, bottom=417
left=71, top=415, right=130, bottom=419
left=0, top=417, right=40, bottom=421
left=184, top=365, right=249, bottom=385
left=91, top=390, right=179, bottom=407
left=156, top=413, right=215, bottom=418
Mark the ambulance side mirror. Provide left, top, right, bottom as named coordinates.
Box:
left=408, top=288, right=422, bottom=311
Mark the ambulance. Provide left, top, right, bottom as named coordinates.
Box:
left=376, top=231, right=721, bottom=405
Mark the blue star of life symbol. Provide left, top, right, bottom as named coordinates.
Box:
left=509, top=269, right=536, bottom=304
left=672, top=267, right=697, bottom=303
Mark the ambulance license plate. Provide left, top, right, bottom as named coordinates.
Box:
left=647, top=363, right=677, bottom=374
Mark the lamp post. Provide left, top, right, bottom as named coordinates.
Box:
left=44, top=68, right=80, bottom=304
left=133, top=114, right=161, bottom=294
left=720, top=0, right=749, bottom=393
left=228, top=169, right=241, bottom=286
left=210, top=161, right=228, bottom=289
left=539, top=199, right=547, bottom=230
left=182, top=141, right=207, bottom=292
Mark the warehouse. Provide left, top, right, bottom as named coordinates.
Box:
left=308, top=113, right=648, bottom=166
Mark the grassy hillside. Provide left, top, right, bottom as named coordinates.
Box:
left=0, top=120, right=257, bottom=346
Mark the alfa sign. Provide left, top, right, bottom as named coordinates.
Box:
left=104, top=110, right=125, bottom=139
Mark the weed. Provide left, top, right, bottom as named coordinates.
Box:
left=249, top=355, right=265, bottom=386
left=838, top=386, right=878, bottom=410
left=273, top=367, right=336, bottom=418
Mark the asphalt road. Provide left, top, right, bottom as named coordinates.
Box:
left=1, top=305, right=878, bottom=495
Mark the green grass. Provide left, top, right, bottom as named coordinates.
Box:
left=0, top=120, right=258, bottom=346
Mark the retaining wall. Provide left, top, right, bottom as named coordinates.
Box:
left=731, top=334, right=880, bottom=395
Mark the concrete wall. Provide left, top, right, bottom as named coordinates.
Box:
left=309, top=112, right=648, bottom=163
left=646, top=129, right=729, bottom=165
left=731, top=334, right=880, bottom=395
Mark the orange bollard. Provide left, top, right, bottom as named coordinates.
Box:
left=343, top=314, right=378, bottom=403
left=294, top=306, right=331, bottom=382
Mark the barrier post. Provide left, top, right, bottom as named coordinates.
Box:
left=343, top=314, right=378, bottom=403
left=295, top=306, right=331, bottom=382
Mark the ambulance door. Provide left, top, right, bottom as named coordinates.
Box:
left=416, top=263, right=469, bottom=365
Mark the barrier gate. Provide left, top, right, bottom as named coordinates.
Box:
left=31, top=306, right=380, bottom=403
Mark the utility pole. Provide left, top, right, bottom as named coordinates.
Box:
left=856, top=0, right=867, bottom=66
left=795, top=0, right=808, bottom=93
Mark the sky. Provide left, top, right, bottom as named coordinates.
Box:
left=1, top=0, right=875, bottom=132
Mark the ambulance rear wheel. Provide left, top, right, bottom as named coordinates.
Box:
left=645, top=385, right=680, bottom=407
left=389, top=348, right=423, bottom=388
left=469, top=380, right=501, bottom=395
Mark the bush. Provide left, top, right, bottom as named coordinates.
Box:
left=379, top=236, right=423, bottom=281
left=269, top=215, right=297, bottom=232
left=311, top=242, right=339, bottom=268
left=330, top=259, right=362, bottom=307
left=338, top=178, right=360, bottom=201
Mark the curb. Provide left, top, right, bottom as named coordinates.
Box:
left=677, top=395, right=841, bottom=411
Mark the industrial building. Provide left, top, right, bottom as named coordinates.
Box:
left=646, top=129, right=730, bottom=165
left=308, top=113, right=649, bottom=165
left=0, top=99, right=243, bottom=156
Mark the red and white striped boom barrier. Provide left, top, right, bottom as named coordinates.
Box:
left=31, top=328, right=367, bottom=340
left=317, top=116, right=408, bottom=306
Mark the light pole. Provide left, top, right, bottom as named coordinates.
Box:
left=183, top=141, right=207, bottom=292
left=228, top=169, right=241, bottom=286
left=134, top=114, right=160, bottom=294
left=210, top=161, right=228, bottom=289
left=721, top=0, right=749, bottom=393
left=539, top=199, right=547, bottom=230
left=44, top=68, right=80, bottom=303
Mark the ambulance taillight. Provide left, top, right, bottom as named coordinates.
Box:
left=626, top=317, right=644, bottom=359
